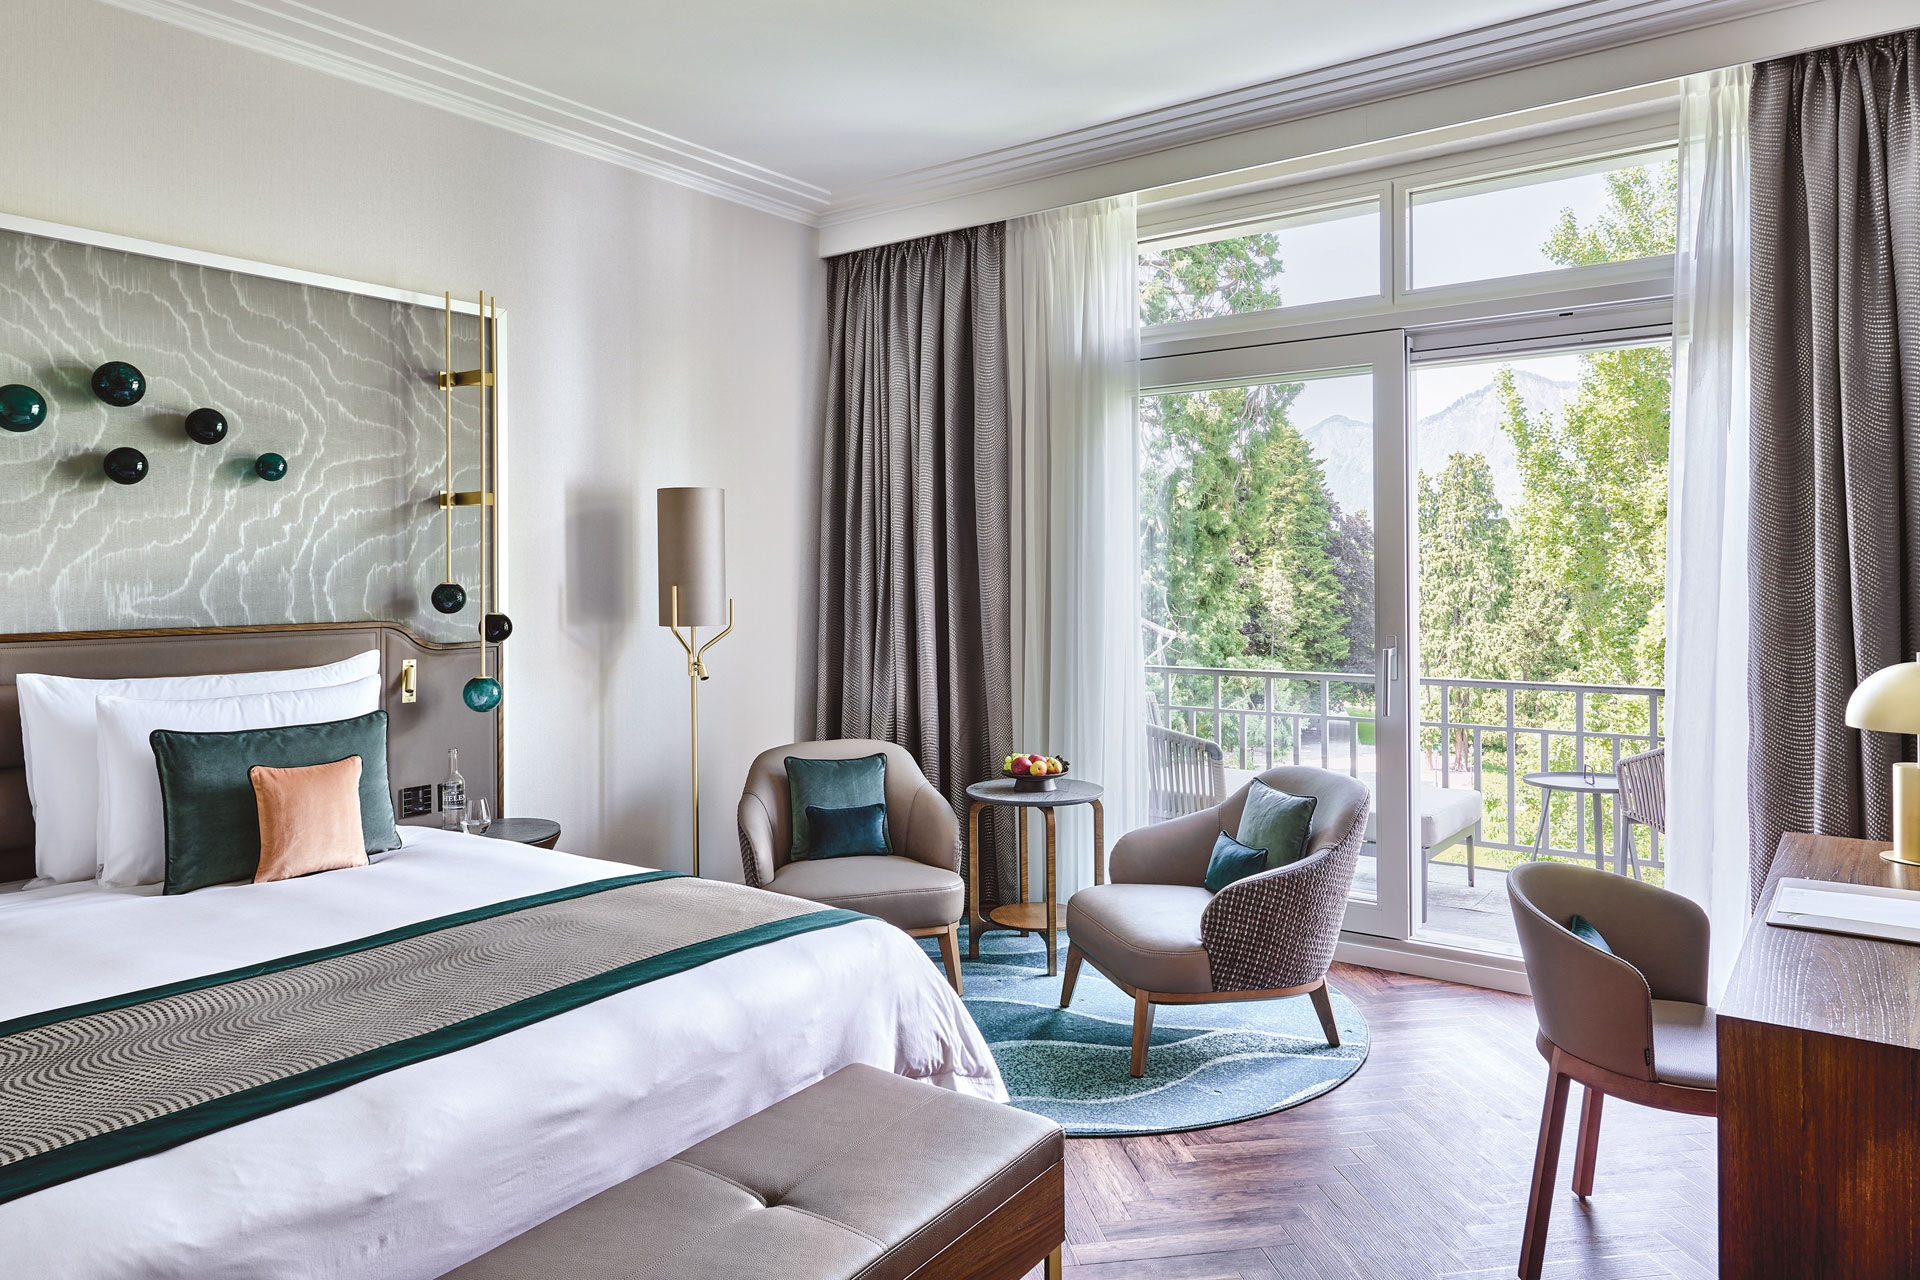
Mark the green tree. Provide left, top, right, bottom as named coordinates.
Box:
left=1140, top=232, right=1284, bottom=325
left=1328, top=507, right=1375, bottom=668
left=1493, top=160, right=1676, bottom=686
left=1141, top=381, right=1353, bottom=672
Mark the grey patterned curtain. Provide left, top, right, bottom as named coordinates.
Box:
left=814, top=225, right=1016, bottom=905
left=1749, top=31, right=1920, bottom=901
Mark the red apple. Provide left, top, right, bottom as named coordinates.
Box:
left=1011, top=756, right=1031, bottom=775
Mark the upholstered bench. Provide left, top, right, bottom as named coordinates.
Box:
left=442, top=1064, right=1065, bottom=1280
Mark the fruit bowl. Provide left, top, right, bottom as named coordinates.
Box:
left=1002, top=753, right=1069, bottom=793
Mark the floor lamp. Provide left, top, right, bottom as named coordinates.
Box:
left=659, top=487, right=734, bottom=878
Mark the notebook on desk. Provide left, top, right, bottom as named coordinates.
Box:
left=1765, top=877, right=1920, bottom=945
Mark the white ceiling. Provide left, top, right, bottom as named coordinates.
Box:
left=117, top=0, right=1823, bottom=227
left=177, top=0, right=1583, bottom=194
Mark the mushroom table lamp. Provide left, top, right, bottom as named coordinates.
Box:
left=1845, top=655, right=1920, bottom=866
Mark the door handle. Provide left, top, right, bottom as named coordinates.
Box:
left=1380, top=641, right=1398, bottom=694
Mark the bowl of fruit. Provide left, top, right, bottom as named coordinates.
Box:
left=1003, top=752, right=1069, bottom=792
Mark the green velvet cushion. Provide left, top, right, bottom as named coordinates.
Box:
left=1235, top=779, right=1319, bottom=870
left=785, top=753, right=888, bottom=860
left=804, top=803, right=892, bottom=858
left=151, top=710, right=403, bottom=895
left=1204, top=829, right=1269, bottom=893
left=1567, top=914, right=1613, bottom=953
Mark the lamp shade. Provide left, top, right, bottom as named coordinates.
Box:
left=1845, top=658, right=1920, bottom=733
left=657, top=487, right=727, bottom=628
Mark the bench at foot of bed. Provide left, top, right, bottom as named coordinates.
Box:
left=442, top=1064, right=1065, bottom=1280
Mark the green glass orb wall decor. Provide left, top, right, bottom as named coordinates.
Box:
left=254, top=453, right=288, bottom=481
left=484, top=612, right=513, bottom=642
left=91, top=361, right=146, bottom=407
left=103, top=447, right=149, bottom=485
left=184, top=408, right=228, bottom=444
left=431, top=582, right=467, bottom=614
left=0, top=383, right=47, bottom=432
left=463, top=676, right=502, bottom=713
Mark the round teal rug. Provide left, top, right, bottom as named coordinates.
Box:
left=922, top=928, right=1368, bottom=1136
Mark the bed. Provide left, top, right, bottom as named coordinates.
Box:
left=0, top=626, right=1002, bottom=1279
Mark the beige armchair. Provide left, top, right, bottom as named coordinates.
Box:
left=1507, top=861, right=1716, bottom=1280
left=1061, top=765, right=1371, bottom=1078
left=738, top=740, right=965, bottom=992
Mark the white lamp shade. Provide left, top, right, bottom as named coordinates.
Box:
left=657, top=487, right=728, bottom=628
left=1845, top=659, right=1920, bottom=733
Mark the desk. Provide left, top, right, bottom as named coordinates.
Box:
left=1719, top=832, right=1920, bottom=1278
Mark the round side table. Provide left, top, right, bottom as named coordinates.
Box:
left=964, top=778, right=1104, bottom=976
left=1523, top=772, right=1621, bottom=873
left=474, top=817, right=562, bottom=850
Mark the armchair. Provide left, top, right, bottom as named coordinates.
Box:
left=1507, top=860, right=1715, bottom=1280
left=1061, top=765, right=1371, bottom=1077
left=738, top=740, right=965, bottom=993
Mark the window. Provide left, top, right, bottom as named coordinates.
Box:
left=1139, top=200, right=1379, bottom=325
left=1407, top=147, right=1677, bottom=291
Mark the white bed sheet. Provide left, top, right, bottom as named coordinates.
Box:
left=0, top=829, right=1003, bottom=1280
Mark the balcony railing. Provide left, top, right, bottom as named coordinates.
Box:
left=1145, top=664, right=1665, bottom=872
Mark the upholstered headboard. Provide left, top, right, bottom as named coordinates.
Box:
left=0, top=623, right=500, bottom=883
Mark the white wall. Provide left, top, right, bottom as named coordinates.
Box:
left=3, top=0, right=824, bottom=877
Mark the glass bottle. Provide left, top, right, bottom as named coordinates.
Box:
left=441, top=749, right=467, bottom=830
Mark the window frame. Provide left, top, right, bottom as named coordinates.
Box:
left=1138, top=113, right=1679, bottom=362
left=1132, top=97, right=1682, bottom=967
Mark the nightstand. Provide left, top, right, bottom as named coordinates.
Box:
left=475, top=817, right=562, bottom=850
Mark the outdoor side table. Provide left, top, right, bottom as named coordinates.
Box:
left=964, top=778, right=1104, bottom=977
left=1523, top=771, right=1627, bottom=874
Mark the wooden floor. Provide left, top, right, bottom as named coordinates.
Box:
left=1054, top=962, right=1717, bottom=1280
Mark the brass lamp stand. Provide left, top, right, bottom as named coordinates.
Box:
left=667, top=585, right=733, bottom=878
left=658, top=487, right=731, bottom=878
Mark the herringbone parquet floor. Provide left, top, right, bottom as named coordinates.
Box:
left=1054, top=962, right=1717, bottom=1280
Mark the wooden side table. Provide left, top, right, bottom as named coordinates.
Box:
left=965, top=778, right=1104, bottom=976
left=475, top=817, right=562, bottom=850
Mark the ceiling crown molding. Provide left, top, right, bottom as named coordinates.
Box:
left=99, top=0, right=832, bottom=223
left=818, top=0, right=1811, bottom=227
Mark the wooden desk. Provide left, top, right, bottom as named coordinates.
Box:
left=1719, top=832, right=1920, bottom=1278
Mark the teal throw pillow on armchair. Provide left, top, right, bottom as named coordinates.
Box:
left=805, top=803, right=892, bottom=858
left=1235, top=779, right=1319, bottom=870
left=1203, top=829, right=1269, bottom=893
left=785, top=753, right=889, bottom=859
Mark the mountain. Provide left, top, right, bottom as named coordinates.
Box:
left=1299, top=369, right=1577, bottom=515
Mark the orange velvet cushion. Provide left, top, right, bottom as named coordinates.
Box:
left=250, top=755, right=369, bottom=883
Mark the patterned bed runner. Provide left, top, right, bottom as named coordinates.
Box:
left=0, top=872, right=860, bottom=1204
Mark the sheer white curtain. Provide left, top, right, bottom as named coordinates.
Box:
left=1006, top=196, right=1146, bottom=904
left=1666, top=65, right=1753, bottom=996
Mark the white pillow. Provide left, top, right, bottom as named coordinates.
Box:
left=15, top=651, right=380, bottom=883
left=94, top=675, right=384, bottom=887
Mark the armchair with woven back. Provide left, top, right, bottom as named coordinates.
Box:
left=1063, top=765, right=1371, bottom=1077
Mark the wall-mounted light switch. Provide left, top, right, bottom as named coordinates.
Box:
left=399, top=784, right=434, bottom=819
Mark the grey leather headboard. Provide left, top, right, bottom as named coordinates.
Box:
left=0, top=623, right=501, bottom=883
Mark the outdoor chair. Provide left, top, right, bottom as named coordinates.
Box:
left=1145, top=722, right=1228, bottom=824
left=1613, top=746, right=1665, bottom=880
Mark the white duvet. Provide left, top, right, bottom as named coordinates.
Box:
left=0, top=829, right=1003, bottom=1280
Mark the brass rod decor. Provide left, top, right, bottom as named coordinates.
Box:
left=429, top=289, right=506, bottom=713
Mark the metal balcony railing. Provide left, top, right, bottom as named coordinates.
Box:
left=1145, top=664, right=1665, bottom=871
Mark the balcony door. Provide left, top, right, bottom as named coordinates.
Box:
left=1140, top=330, right=1414, bottom=938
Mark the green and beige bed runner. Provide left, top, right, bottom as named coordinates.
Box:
left=0, top=872, right=860, bottom=1205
